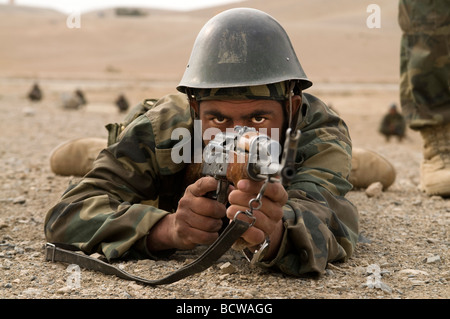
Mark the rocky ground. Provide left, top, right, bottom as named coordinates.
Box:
left=0, top=80, right=448, bottom=302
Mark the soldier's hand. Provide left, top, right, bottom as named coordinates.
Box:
left=227, top=179, right=287, bottom=260
left=147, top=176, right=228, bottom=251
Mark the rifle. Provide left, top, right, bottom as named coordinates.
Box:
left=202, top=126, right=300, bottom=199
left=201, top=126, right=301, bottom=262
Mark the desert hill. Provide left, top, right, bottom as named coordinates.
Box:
left=0, top=0, right=401, bottom=89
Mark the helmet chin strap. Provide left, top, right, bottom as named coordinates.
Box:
left=287, top=80, right=299, bottom=137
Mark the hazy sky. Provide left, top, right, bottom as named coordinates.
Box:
left=0, top=0, right=244, bottom=13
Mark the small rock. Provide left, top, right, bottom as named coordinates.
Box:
left=14, top=246, right=24, bottom=254
left=128, top=282, right=143, bottom=291
left=22, top=107, right=36, bottom=116
left=378, top=282, right=393, bottom=293
left=219, top=274, right=229, bottom=280
left=365, top=182, right=383, bottom=198
left=57, top=286, right=73, bottom=294
left=219, top=262, right=236, bottom=274
left=13, top=196, right=26, bottom=204
left=121, top=291, right=133, bottom=298
left=358, top=233, right=372, bottom=243
left=243, top=292, right=254, bottom=298
left=325, top=269, right=335, bottom=276
left=183, top=258, right=195, bottom=265
left=22, top=288, right=42, bottom=296
left=410, top=279, right=425, bottom=286
left=423, top=255, right=441, bottom=264
left=412, top=199, right=422, bottom=206
left=398, top=269, right=429, bottom=276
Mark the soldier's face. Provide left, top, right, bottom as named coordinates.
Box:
left=197, top=99, right=284, bottom=138
left=194, top=96, right=301, bottom=144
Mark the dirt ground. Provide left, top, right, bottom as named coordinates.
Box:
left=0, top=0, right=448, bottom=302
left=0, top=79, right=448, bottom=301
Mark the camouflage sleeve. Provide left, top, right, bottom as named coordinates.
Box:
left=44, top=93, right=192, bottom=260
left=257, top=93, right=359, bottom=276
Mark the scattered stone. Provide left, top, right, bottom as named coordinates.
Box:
left=365, top=182, right=383, bottom=198
left=219, top=262, right=236, bottom=274
left=22, top=288, right=42, bottom=296
left=378, top=282, right=393, bottom=293
left=412, top=199, right=422, bottom=206
left=57, top=286, right=73, bottom=294
left=358, top=233, right=372, bottom=243
left=325, top=269, right=335, bottom=276
left=127, top=283, right=143, bottom=291
left=13, top=196, right=26, bottom=204
left=22, top=107, right=36, bottom=116
left=327, top=263, right=346, bottom=273
left=423, top=255, right=441, bottom=264
left=121, top=291, right=133, bottom=298
left=183, top=258, right=195, bottom=265
left=243, top=292, right=254, bottom=298
left=411, top=279, right=427, bottom=286
left=218, top=274, right=229, bottom=280
left=398, top=269, right=429, bottom=276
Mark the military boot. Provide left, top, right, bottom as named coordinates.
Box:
left=49, top=138, right=107, bottom=176
left=419, top=123, right=450, bottom=197
left=349, top=147, right=396, bottom=190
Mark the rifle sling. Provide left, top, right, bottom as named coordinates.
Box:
left=45, top=218, right=250, bottom=286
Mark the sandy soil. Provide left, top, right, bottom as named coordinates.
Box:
left=0, top=0, right=448, bottom=301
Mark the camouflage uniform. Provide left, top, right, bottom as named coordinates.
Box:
left=398, top=0, right=450, bottom=129
left=45, top=91, right=359, bottom=276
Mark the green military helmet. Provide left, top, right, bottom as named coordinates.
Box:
left=177, top=8, right=312, bottom=94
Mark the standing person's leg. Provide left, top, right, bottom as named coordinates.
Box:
left=398, top=0, right=450, bottom=197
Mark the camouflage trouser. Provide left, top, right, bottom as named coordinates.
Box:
left=398, top=0, right=450, bottom=129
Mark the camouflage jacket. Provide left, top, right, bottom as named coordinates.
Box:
left=45, top=92, right=359, bottom=276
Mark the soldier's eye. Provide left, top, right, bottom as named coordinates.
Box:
left=252, top=116, right=266, bottom=124
left=213, top=116, right=227, bottom=124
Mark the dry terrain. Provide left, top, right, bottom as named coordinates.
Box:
left=0, top=0, right=448, bottom=303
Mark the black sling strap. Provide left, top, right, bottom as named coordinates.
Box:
left=45, top=218, right=250, bottom=286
